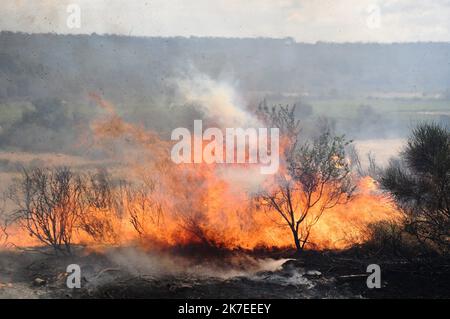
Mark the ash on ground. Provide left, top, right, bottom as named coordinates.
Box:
left=1, top=247, right=448, bottom=299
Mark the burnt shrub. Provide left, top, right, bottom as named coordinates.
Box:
left=10, top=167, right=83, bottom=255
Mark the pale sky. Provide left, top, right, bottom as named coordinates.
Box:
left=1, top=0, right=450, bottom=42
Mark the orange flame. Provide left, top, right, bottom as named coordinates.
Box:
left=2, top=96, right=403, bottom=251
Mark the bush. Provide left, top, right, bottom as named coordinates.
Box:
left=380, top=123, right=450, bottom=255
left=78, top=170, right=123, bottom=244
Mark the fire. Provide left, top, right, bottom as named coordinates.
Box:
left=1, top=96, right=403, bottom=252
left=303, top=176, right=402, bottom=249
left=3, top=173, right=401, bottom=251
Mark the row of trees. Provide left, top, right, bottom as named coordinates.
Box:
left=5, top=168, right=161, bottom=255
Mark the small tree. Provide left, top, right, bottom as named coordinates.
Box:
left=10, top=167, right=83, bottom=255
left=380, top=123, right=450, bottom=254
left=259, top=106, right=355, bottom=252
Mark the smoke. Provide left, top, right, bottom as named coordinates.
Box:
left=173, top=72, right=273, bottom=189
left=354, top=138, right=405, bottom=167
left=103, top=247, right=288, bottom=280
left=174, top=73, right=262, bottom=128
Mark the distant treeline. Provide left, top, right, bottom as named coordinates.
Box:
left=1, top=32, right=450, bottom=101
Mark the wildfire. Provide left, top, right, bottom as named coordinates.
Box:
left=1, top=96, right=403, bottom=252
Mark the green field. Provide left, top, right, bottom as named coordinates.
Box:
left=1, top=97, right=449, bottom=136
left=306, top=97, right=450, bottom=119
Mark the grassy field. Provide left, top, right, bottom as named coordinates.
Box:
left=305, top=97, right=450, bottom=119
left=1, top=97, right=448, bottom=126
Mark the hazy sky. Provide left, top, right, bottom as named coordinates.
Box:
left=1, top=0, right=450, bottom=42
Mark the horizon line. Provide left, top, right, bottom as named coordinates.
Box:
left=2, top=30, right=450, bottom=45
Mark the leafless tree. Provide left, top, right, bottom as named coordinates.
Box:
left=347, top=145, right=380, bottom=179
left=259, top=105, right=355, bottom=252
left=10, top=167, right=83, bottom=255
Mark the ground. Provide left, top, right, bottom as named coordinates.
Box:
left=1, top=246, right=449, bottom=299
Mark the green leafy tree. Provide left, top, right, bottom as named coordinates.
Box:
left=259, top=105, right=355, bottom=252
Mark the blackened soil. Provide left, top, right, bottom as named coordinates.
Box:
left=1, top=247, right=449, bottom=299
left=284, top=250, right=450, bottom=299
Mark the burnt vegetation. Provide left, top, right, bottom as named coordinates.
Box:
left=6, top=168, right=167, bottom=253
left=2, top=118, right=449, bottom=262
left=0, top=32, right=449, bottom=298
left=0, top=116, right=449, bottom=299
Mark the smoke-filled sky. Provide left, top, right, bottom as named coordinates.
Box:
left=1, top=0, right=450, bottom=42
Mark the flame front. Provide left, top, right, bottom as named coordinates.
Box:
left=3, top=96, right=403, bottom=251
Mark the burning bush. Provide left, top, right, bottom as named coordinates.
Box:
left=8, top=166, right=169, bottom=252
left=10, top=167, right=83, bottom=255
left=380, top=123, right=450, bottom=255
left=78, top=169, right=124, bottom=244
left=124, top=181, right=164, bottom=239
